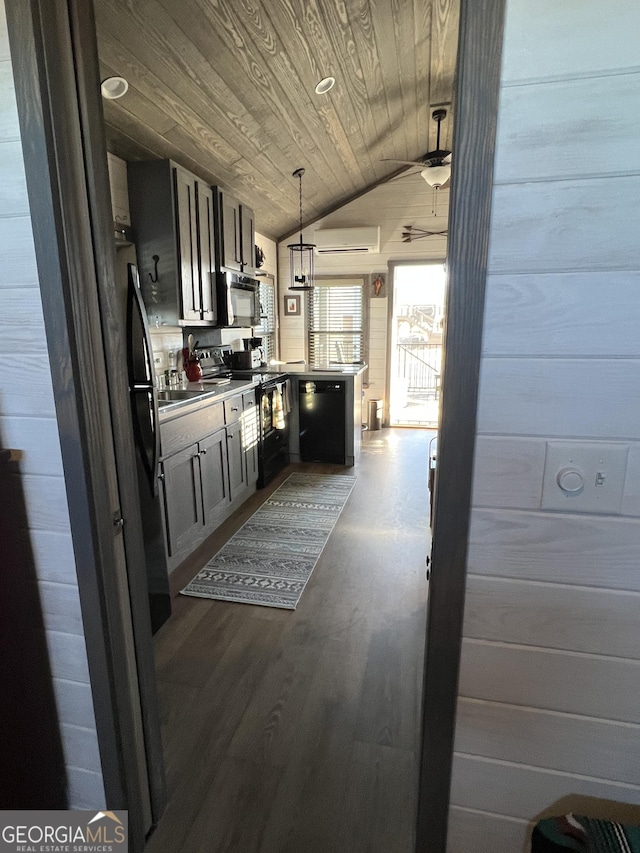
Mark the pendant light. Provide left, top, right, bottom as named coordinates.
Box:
left=288, top=168, right=315, bottom=291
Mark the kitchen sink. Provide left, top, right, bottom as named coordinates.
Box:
left=157, top=389, right=207, bottom=402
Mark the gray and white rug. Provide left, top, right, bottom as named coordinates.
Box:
left=180, top=472, right=356, bottom=609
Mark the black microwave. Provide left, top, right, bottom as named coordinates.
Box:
left=216, top=270, right=261, bottom=327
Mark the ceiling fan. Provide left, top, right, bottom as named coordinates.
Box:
left=382, top=108, right=452, bottom=188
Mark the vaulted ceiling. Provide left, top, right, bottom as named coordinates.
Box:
left=94, top=0, right=459, bottom=240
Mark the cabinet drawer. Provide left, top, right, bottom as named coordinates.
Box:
left=224, top=396, right=243, bottom=425
left=161, top=402, right=224, bottom=458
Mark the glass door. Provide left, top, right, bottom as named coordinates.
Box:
left=389, top=262, right=446, bottom=427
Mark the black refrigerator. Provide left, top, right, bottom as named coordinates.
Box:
left=126, top=263, right=171, bottom=634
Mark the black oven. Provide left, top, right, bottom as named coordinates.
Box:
left=257, top=376, right=290, bottom=488
left=216, top=270, right=261, bottom=327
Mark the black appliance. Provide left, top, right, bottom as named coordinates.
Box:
left=198, top=350, right=291, bottom=488
left=126, top=263, right=172, bottom=634
left=299, top=379, right=346, bottom=464
left=216, top=270, right=261, bottom=327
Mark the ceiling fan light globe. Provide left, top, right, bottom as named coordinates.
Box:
left=421, top=164, right=451, bottom=188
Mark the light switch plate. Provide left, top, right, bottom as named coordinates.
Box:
left=541, top=441, right=628, bottom=514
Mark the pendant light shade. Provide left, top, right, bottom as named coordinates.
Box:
left=288, top=168, right=315, bottom=291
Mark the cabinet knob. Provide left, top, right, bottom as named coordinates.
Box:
left=228, top=432, right=234, bottom=439
left=199, top=448, right=207, bottom=456
left=231, top=406, right=239, bottom=412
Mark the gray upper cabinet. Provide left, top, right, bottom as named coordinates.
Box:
left=213, top=187, right=255, bottom=275
left=128, top=160, right=218, bottom=327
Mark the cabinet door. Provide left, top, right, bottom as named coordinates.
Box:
left=173, top=168, right=201, bottom=322
left=220, top=192, right=242, bottom=271
left=199, top=428, right=229, bottom=528
left=196, top=182, right=217, bottom=323
left=240, top=203, right=255, bottom=273
left=226, top=425, right=247, bottom=502
left=242, top=390, right=259, bottom=485
left=161, top=444, right=202, bottom=560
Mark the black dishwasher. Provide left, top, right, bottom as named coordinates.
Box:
left=299, top=379, right=346, bottom=464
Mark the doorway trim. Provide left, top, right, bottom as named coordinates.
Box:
left=5, top=0, right=165, bottom=848
left=415, top=0, right=506, bottom=850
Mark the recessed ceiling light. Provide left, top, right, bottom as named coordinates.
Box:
left=315, top=76, right=335, bottom=95
left=101, top=76, right=129, bottom=100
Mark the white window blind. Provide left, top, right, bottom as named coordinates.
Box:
left=255, top=278, right=276, bottom=363
left=308, top=278, right=365, bottom=367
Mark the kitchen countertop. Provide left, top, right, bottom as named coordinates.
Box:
left=264, top=363, right=367, bottom=376
left=157, top=377, right=258, bottom=422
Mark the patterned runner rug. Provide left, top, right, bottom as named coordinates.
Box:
left=180, top=472, right=356, bottom=609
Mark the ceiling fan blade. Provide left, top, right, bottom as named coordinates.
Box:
left=381, top=158, right=428, bottom=167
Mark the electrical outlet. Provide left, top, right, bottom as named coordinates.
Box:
left=541, top=441, right=628, bottom=514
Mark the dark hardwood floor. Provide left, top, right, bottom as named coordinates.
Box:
left=146, top=428, right=433, bottom=853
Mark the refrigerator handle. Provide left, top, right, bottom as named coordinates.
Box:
left=127, top=263, right=161, bottom=496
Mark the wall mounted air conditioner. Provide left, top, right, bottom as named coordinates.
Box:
left=313, top=226, right=381, bottom=255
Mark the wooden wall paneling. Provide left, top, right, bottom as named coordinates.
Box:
left=38, top=580, right=84, bottom=635
left=1, top=363, right=56, bottom=416
left=95, top=2, right=305, bottom=223
left=488, top=177, right=640, bottom=274
left=447, top=806, right=529, bottom=853
left=429, top=0, right=459, bottom=149
left=463, top=575, right=640, bottom=658
left=26, top=530, right=77, bottom=584
left=458, top=639, right=640, bottom=724
left=66, top=769, right=106, bottom=810
left=451, top=754, right=640, bottom=821
left=44, top=631, right=92, bottom=683
left=623, top=447, right=640, bottom=516
left=52, top=678, right=100, bottom=730
left=0, top=60, right=19, bottom=137
left=493, top=72, right=640, bottom=184
left=471, top=436, right=545, bottom=509
left=17, top=474, right=71, bottom=532
left=0, top=140, right=29, bottom=213
left=476, top=358, right=640, bottom=438
left=500, top=0, right=640, bottom=84
left=455, top=697, right=640, bottom=786
left=150, top=0, right=353, bottom=200
left=468, top=508, right=640, bottom=587
left=0, top=287, right=47, bottom=350
left=0, top=217, right=41, bottom=286
left=481, top=272, right=640, bottom=357
left=412, top=0, right=432, bottom=153
left=255, top=1, right=369, bottom=187
left=60, top=722, right=103, bottom=774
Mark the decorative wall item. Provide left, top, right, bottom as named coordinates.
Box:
left=370, top=273, right=386, bottom=298
left=284, top=294, right=301, bottom=316
left=401, top=224, right=448, bottom=242
left=255, top=244, right=265, bottom=268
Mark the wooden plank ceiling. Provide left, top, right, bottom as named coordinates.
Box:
left=94, top=0, right=459, bottom=240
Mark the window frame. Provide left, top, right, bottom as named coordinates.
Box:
left=306, top=275, right=369, bottom=372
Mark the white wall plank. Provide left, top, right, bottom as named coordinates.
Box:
left=66, top=768, right=106, bottom=811
left=455, top=698, right=640, bottom=786
left=28, top=530, right=78, bottom=585
left=494, top=73, right=640, bottom=184
left=60, top=723, right=103, bottom=774
left=0, top=61, right=19, bottom=140
left=38, top=581, right=85, bottom=636
left=451, top=754, right=640, bottom=821
left=0, top=140, right=29, bottom=216
left=447, top=806, right=529, bottom=853
left=471, top=437, right=545, bottom=509
left=0, top=416, right=63, bottom=475
left=463, top=576, right=640, bottom=659
left=45, top=631, right=91, bottom=683
left=52, top=679, right=100, bottom=730
left=0, top=216, right=39, bottom=287
left=476, top=358, right=640, bottom=439
left=482, top=272, right=640, bottom=357
left=459, top=639, right=640, bottom=724
left=468, top=508, right=640, bottom=589
left=18, top=474, right=72, bottom=533
left=501, top=0, right=640, bottom=83
left=488, top=177, right=640, bottom=274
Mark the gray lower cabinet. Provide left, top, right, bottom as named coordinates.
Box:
left=160, top=390, right=258, bottom=570
left=199, top=428, right=229, bottom=528
left=160, top=443, right=203, bottom=562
